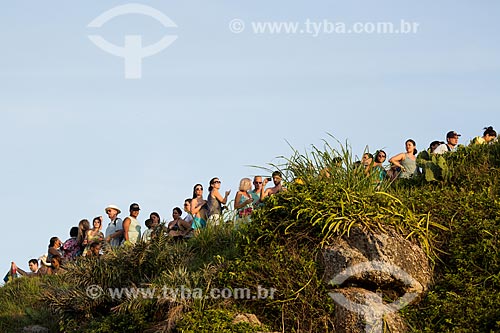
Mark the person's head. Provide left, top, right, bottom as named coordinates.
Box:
left=483, top=126, right=497, bottom=142
left=239, top=178, right=252, bottom=191
left=374, top=150, right=386, bottom=164
left=332, top=157, right=343, bottom=167
left=49, top=237, right=61, bottom=248
left=77, top=219, right=90, bottom=245
left=405, top=139, right=417, bottom=155
left=192, top=184, right=203, bottom=199
left=361, top=153, right=373, bottom=166
left=129, top=203, right=140, bottom=217
left=79, top=219, right=90, bottom=232
left=446, top=131, right=461, bottom=147
left=172, top=207, right=182, bottom=219
left=208, top=177, right=221, bottom=192
left=69, top=226, right=79, bottom=238
left=28, top=259, right=38, bottom=272
left=429, top=141, right=444, bottom=153
left=272, top=171, right=282, bottom=185
left=150, top=212, right=160, bottom=226
left=105, top=204, right=121, bottom=220
left=89, top=242, right=101, bottom=256
left=253, top=176, right=263, bottom=190
left=184, top=198, right=192, bottom=212
left=51, top=256, right=61, bottom=269
left=92, top=216, right=102, bottom=230
left=144, top=218, right=153, bottom=229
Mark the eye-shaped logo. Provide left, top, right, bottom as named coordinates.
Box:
left=328, top=261, right=421, bottom=333
left=87, top=3, right=178, bottom=79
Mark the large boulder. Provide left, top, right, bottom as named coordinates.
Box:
left=322, top=226, right=432, bottom=332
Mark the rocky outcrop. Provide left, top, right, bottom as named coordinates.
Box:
left=322, top=226, right=432, bottom=333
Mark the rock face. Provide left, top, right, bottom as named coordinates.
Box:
left=322, top=226, right=432, bottom=333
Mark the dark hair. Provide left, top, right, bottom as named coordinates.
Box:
left=429, top=140, right=444, bottom=151
left=406, top=139, right=418, bottom=155
left=332, top=157, right=343, bottom=166
left=150, top=212, right=160, bottom=221
left=483, top=126, right=497, bottom=137
left=70, top=226, right=79, bottom=238
left=92, top=216, right=102, bottom=225
left=192, top=184, right=203, bottom=198
left=28, top=259, right=38, bottom=266
left=49, top=236, right=59, bottom=248
left=90, top=242, right=101, bottom=250
left=173, top=207, right=182, bottom=215
left=184, top=198, right=192, bottom=203
left=375, top=150, right=386, bottom=163
left=208, top=177, right=219, bottom=192
left=145, top=218, right=153, bottom=228
left=77, top=219, right=90, bottom=247
left=363, top=153, right=373, bottom=159
left=272, top=171, right=282, bottom=178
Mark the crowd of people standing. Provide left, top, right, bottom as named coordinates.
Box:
left=6, top=172, right=286, bottom=280
left=5, top=126, right=496, bottom=281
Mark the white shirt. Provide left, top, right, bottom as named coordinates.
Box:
left=433, top=143, right=456, bottom=154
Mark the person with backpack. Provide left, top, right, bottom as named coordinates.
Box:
left=104, top=204, right=123, bottom=247
left=433, top=131, right=461, bottom=154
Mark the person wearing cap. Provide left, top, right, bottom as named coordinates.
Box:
left=122, top=203, right=142, bottom=245
left=104, top=204, right=124, bottom=248
left=433, top=131, right=461, bottom=154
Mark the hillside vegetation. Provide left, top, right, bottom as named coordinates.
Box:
left=1, top=141, right=499, bottom=332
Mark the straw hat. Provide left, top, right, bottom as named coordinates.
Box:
left=105, top=204, right=121, bottom=214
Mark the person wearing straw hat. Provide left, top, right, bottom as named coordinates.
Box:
left=104, top=204, right=123, bottom=247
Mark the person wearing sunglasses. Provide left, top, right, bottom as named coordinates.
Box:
left=372, top=150, right=388, bottom=185
left=249, top=176, right=265, bottom=207
left=207, top=177, right=231, bottom=226
left=191, top=184, right=208, bottom=230
left=104, top=204, right=123, bottom=248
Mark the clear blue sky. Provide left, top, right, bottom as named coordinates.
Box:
left=1, top=1, right=499, bottom=276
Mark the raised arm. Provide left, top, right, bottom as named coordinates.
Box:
left=388, top=152, right=406, bottom=169
left=260, top=178, right=270, bottom=201
left=213, top=188, right=231, bottom=204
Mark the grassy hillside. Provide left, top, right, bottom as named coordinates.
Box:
left=1, top=141, right=499, bottom=332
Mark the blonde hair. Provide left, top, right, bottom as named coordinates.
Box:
left=239, top=178, right=252, bottom=191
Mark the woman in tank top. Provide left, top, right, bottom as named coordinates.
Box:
left=388, top=139, right=419, bottom=179
left=191, top=184, right=208, bottom=230
left=206, top=177, right=231, bottom=225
